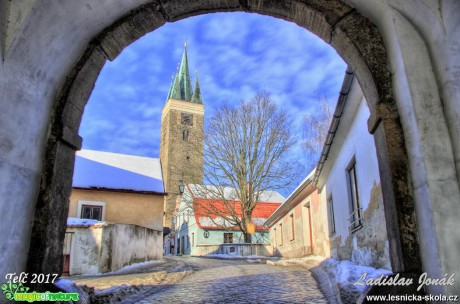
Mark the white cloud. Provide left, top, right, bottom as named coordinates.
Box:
left=80, top=11, right=347, bottom=186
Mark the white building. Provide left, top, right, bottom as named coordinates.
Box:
left=315, top=71, right=391, bottom=270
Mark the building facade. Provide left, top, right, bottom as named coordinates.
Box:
left=315, top=72, right=391, bottom=270
left=265, top=171, right=330, bottom=258
left=64, top=149, right=166, bottom=275
left=160, top=44, right=204, bottom=228
left=68, top=149, right=165, bottom=230
left=172, top=184, right=283, bottom=256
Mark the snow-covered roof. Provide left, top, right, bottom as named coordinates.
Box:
left=187, top=184, right=285, bottom=203
left=73, top=149, right=165, bottom=193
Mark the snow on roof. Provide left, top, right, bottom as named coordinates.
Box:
left=73, top=149, right=165, bottom=193
left=187, top=184, right=285, bottom=203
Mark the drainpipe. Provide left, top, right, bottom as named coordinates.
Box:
left=313, top=67, right=354, bottom=185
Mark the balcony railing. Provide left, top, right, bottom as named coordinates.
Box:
left=348, top=207, right=363, bottom=233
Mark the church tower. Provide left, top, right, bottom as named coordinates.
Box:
left=160, top=43, right=204, bottom=228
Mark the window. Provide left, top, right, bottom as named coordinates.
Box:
left=273, top=228, right=277, bottom=247
left=77, top=201, right=105, bottom=221
left=224, top=233, right=233, bottom=243
left=279, top=223, right=283, bottom=246
left=327, top=195, right=336, bottom=235
left=290, top=214, right=295, bottom=241
left=181, top=113, right=193, bottom=126
left=191, top=233, right=195, bottom=247
left=81, top=205, right=102, bottom=220
left=347, top=158, right=362, bottom=232
left=182, top=129, right=189, bottom=141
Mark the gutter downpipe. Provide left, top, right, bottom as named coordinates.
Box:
left=312, top=67, right=354, bottom=186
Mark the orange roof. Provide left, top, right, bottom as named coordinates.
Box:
left=193, top=198, right=281, bottom=231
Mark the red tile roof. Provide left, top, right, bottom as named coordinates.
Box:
left=193, top=198, right=281, bottom=231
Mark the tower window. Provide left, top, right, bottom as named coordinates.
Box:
left=183, top=130, right=189, bottom=141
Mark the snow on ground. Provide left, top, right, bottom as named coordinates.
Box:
left=267, top=255, right=325, bottom=266
left=205, top=253, right=267, bottom=259
left=101, top=260, right=165, bottom=276
left=268, top=255, right=393, bottom=302
left=73, top=260, right=165, bottom=277
left=325, top=259, right=392, bottom=293
left=55, top=278, right=77, bottom=291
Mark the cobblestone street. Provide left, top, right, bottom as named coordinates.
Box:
left=71, top=256, right=328, bottom=303
left=133, top=257, right=326, bottom=304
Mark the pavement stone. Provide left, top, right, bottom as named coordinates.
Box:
left=135, top=257, right=327, bottom=304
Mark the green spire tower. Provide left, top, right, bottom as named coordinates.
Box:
left=191, top=71, right=203, bottom=104
left=167, top=42, right=203, bottom=103
left=160, top=42, right=205, bottom=228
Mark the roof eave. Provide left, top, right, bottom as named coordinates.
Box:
left=73, top=186, right=167, bottom=196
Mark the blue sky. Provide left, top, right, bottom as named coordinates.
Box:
left=79, top=12, right=346, bottom=194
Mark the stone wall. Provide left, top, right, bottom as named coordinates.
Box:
left=192, top=243, right=273, bottom=257
left=66, top=223, right=162, bottom=275
left=160, top=99, right=204, bottom=227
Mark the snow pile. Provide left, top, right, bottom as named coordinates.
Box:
left=67, top=217, right=106, bottom=227
left=55, top=278, right=77, bottom=291
left=107, top=260, right=165, bottom=275
left=55, top=278, right=91, bottom=304
left=266, top=256, right=393, bottom=302
left=266, top=255, right=326, bottom=267
left=319, top=258, right=392, bottom=303
left=206, top=253, right=266, bottom=260
left=72, top=260, right=165, bottom=278
left=325, top=259, right=392, bottom=292
left=246, top=259, right=262, bottom=263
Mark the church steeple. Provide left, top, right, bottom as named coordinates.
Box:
left=166, top=42, right=203, bottom=104
left=178, top=42, right=193, bottom=101
left=168, top=67, right=181, bottom=101
left=191, top=71, right=203, bottom=104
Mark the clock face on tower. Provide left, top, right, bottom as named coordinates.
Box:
left=181, top=113, right=193, bottom=126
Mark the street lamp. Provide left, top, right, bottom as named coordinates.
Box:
left=178, top=179, right=185, bottom=194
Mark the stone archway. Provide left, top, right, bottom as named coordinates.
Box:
left=0, top=0, right=459, bottom=297
left=27, top=0, right=419, bottom=281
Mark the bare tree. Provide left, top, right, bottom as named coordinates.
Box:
left=303, top=96, right=332, bottom=171
left=189, top=91, right=301, bottom=243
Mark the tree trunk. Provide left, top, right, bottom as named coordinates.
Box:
left=244, top=232, right=252, bottom=243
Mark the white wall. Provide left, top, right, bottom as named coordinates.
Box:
left=68, top=223, right=163, bottom=275
left=319, top=81, right=390, bottom=269
left=325, top=98, right=380, bottom=239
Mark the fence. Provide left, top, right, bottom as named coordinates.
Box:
left=193, top=243, right=273, bottom=257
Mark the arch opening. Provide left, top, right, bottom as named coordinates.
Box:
left=24, top=1, right=421, bottom=291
